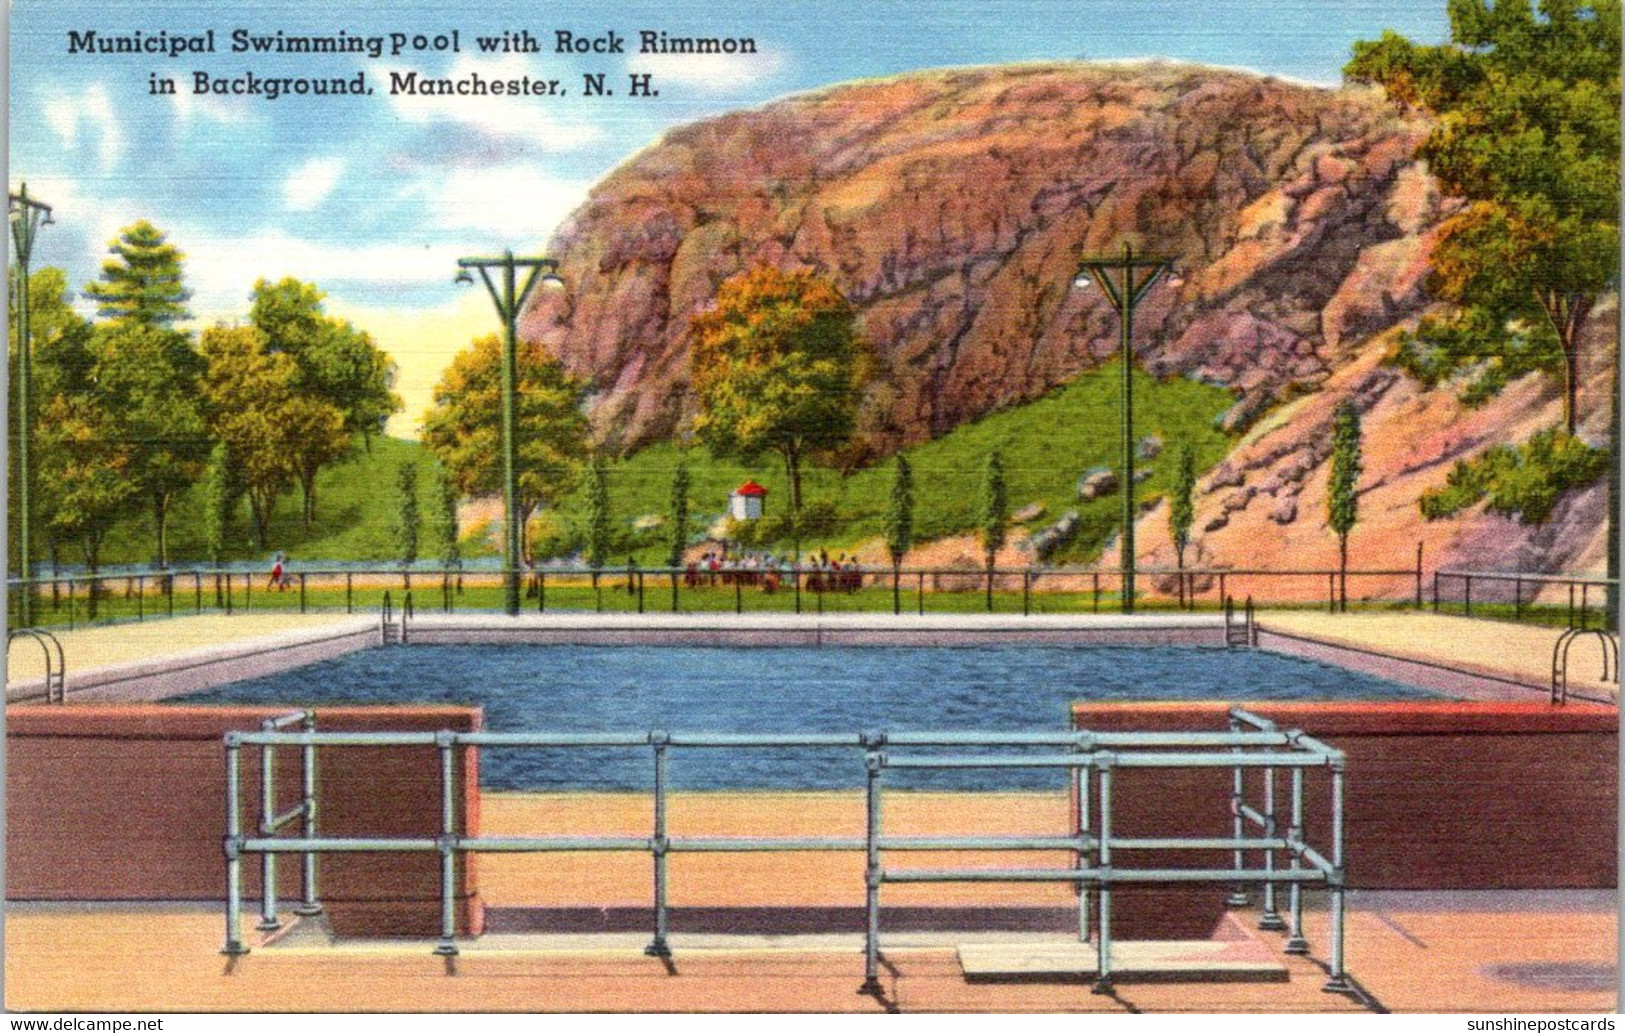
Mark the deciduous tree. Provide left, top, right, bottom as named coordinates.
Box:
left=690, top=266, right=869, bottom=539
left=421, top=334, right=590, bottom=561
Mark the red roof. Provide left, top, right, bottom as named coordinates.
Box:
left=734, top=481, right=768, bottom=497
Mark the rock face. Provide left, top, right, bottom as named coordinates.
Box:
left=523, top=61, right=1615, bottom=580
left=525, top=62, right=1442, bottom=453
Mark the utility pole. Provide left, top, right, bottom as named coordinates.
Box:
left=1072, top=242, right=1177, bottom=614
left=9, top=183, right=54, bottom=627
left=455, top=252, right=564, bottom=616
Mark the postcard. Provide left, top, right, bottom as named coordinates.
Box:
left=6, top=0, right=1619, bottom=1019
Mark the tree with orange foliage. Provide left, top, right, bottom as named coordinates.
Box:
left=689, top=266, right=868, bottom=539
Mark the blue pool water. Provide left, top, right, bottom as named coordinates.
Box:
left=179, top=645, right=1437, bottom=790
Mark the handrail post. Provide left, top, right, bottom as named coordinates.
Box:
left=433, top=731, right=460, bottom=957
left=1092, top=754, right=1114, bottom=995
left=860, top=743, right=884, bottom=996
left=645, top=732, right=671, bottom=958
left=1323, top=757, right=1351, bottom=993
left=295, top=712, right=323, bottom=917
left=1226, top=713, right=1249, bottom=907
left=256, top=719, right=281, bottom=933
left=221, top=733, right=250, bottom=956
left=1258, top=764, right=1284, bottom=930
left=1283, top=767, right=1309, bottom=954
left=1075, top=740, right=1092, bottom=942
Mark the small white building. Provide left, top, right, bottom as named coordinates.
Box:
left=729, top=480, right=768, bottom=521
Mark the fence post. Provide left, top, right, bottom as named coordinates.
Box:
left=860, top=745, right=884, bottom=996
left=1464, top=576, right=1472, bottom=618
left=245, top=573, right=251, bottom=613
left=1414, top=542, right=1424, bottom=610
left=137, top=576, right=144, bottom=622
left=300, top=574, right=308, bottom=614
left=637, top=572, right=645, bottom=614
left=296, top=712, right=322, bottom=917
left=257, top=723, right=281, bottom=934
left=196, top=573, right=203, bottom=615
left=1093, top=572, right=1101, bottom=614
left=67, top=580, right=74, bottom=630
left=893, top=568, right=900, bottom=617
left=917, top=572, right=925, bottom=616
left=1023, top=572, right=1031, bottom=616
left=671, top=570, right=679, bottom=614
left=1327, top=573, right=1336, bottom=614
left=434, top=731, right=459, bottom=957
left=540, top=571, right=547, bottom=613
left=795, top=568, right=803, bottom=615
left=1514, top=578, right=1523, bottom=621
left=646, top=733, right=671, bottom=958
left=221, top=733, right=249, bottom=956
left=1432, top=572, right=1439, bottom=613
left=1092, top=756, right=1115, bottom=995
left=1581, top=584, right=1589, bottom=631
left=1284, top=767, right=1309, bottom=954
left=1323, top=758, right=1351, bottom=993
left=167, top=574, right=174, bottom=617
left=735, top=577, right=743, bottom=615
left=226, top=573, right=233, bottom=616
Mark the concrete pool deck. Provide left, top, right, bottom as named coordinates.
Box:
left=5, top=885, right=1614, bottom=1012
left=6, top=608, right=1615, bottom=705
left=6, top=785, right=1618, bottom=1011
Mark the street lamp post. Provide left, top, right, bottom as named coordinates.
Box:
left=9, top=183, right=54, bottom=627
left=455, top=251, right=565, bottom=617
left=1072, top=242, right=1176, bottom=614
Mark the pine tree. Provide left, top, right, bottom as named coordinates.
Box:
left=82, top=221, right=191, bottom=326
left=884, top=454, right=913, bottom=613
left=396, top=461, right=419, bottom=571
left=1170, top=443, right=1197, bottom=607
left=666, top=463, right=690, bottom=568
left=1327, top=400, right=1363, bottom=612
left=979, top=452, right=1008, bottom=611
left=585, top=458, right=611, bottom=570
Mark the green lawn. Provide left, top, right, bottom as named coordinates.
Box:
left=65, top=362, right=1233, bottom=573
left=89, top=436, right=457, bottom=568
left=555, top=361, right=1237, bottom=564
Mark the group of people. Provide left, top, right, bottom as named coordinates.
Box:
left=683, top=550, right=867, bottom=594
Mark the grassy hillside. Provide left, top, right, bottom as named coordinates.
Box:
left=91, top=436, right=447, bottom=569
left=553, top=362, right=1236, bottom=564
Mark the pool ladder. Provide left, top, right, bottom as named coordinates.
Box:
left=380, top=591, right=413, bottom=646
left=8, top=627, right=67, bottom=703
left=1223, top=595, right=1256, bottom=648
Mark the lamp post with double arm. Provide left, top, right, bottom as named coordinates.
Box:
left=1072, top=242, right=1178, bottom=614
left=455, top=251, right=565, bottom=617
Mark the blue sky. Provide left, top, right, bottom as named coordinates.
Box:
left=9, top=0, right=1447, bottom=432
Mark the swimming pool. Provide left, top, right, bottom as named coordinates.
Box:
left=178, top=644, right=1438, bottom=791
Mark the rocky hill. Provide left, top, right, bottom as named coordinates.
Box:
left=523, top=62, right=1614, bottom=583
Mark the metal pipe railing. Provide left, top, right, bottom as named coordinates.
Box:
left=221, top=708, right=1351, bottom=995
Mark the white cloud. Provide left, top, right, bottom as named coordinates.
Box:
left=169, top=88, right=253, bottom=127
left=42, top=84, right=125, bottom=172
left=421, top=165, right=593, bottom=239
left=283, top=157, right=346, bottom=212
left=387, top=54, right=604, bottom=149
left=627, top=46, right=787, bottom=94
